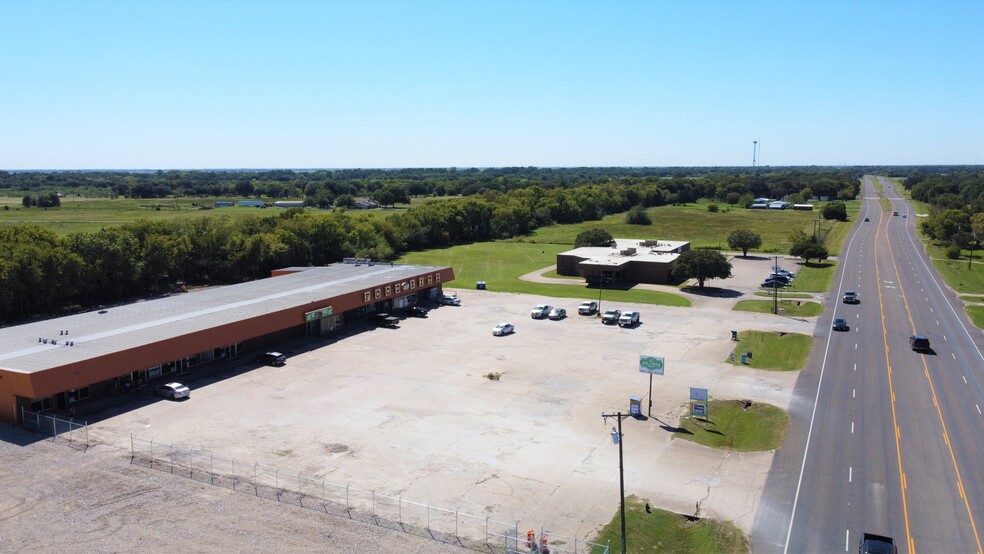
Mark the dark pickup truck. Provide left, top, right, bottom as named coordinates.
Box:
left=859, top=532, right=897, bottom=554
left=368, top=313, right=399, bottom=327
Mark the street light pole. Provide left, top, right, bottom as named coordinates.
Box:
left=602, top=412, right=628, bottom=554
left=597, top=272, right=604, bottom=316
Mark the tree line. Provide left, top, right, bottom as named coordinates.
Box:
left=903, top=169, right=984, bottom=258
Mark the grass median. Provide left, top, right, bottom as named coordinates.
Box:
left=785, top=261, right=836, bottom=292
left=592, top=495, right=749, bottom=554
left=726, top=330, right=812, bottom=370
left=673, top=399, right=789, bottom=451
left=967, top=306, right=984, bottom=329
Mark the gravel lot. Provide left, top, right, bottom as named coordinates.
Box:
left=1, top=257, right=818, bottom=552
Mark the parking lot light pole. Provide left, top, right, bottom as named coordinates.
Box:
left=597, top=273, right=604, bottom=316
left=601, top=412, right=629, bottom=554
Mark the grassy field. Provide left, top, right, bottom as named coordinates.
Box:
left=0, top=196, right=294, bottom=235
left=4, top=196, right=859, bottom=259
left=515, top=200, right=860, bottom=256
left=785, top=261, right=837, bottom=292
left=931, top=258, right=984, bottom=294
left=960, top=295, right=984, bottom=302
left=397, top=242, right=692, bottom=307
left=591, top=496, right=749, bottom=554
left=733, top=300, right=824, bottom=317
left=673, top=400, right=789, bottom=451
left=726, top=330, right=813, bottom=370
left=967, top=305, right=984, bottom=329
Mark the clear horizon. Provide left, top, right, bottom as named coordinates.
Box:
left=2, top=0, right=982, bottom=170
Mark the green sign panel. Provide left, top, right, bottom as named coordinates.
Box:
left=304, top=306, right=333, bottom=322
left=639, top=355, right=665, bottom=375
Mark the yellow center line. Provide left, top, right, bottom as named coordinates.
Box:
left=883, top=181, right=983, bottom=554
left=872, top=186, right=914, bottom=552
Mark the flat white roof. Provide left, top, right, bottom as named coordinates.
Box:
left=0, top=263, right=446, bottom=374
left=559, top=239, right=688, bottom=267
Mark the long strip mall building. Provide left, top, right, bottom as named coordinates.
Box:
left=0, top=262, right=454, bottom=424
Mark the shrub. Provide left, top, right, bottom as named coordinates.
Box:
left=707, top=204, right=719, bottom=213
left=625, top=205, right=652, bottom=225
left=945, top=244, right=962, bottom=260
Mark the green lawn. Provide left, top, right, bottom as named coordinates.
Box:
left=785, top=261, right=837, bottom=292
left=591, top=496, right=749, bottom=554
left=960, top=295, right=984, bottom=302
left=967, top=305, right=984, bottom=329
left=726, top=330, right=812, bottom=370
left=733, top=300, right=824, bottom=318
left=397, top=242, right=691, bottom=307
left=515, top=200, right=860, bottom=256
left=931, top=258, right=984, bottom=294
left=673, top=400, right=789, bottom=451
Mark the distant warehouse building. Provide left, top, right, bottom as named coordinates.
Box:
left=273, top=201, right=305, bottom=208
left=792, top=204, right=814, bottom=211
left=0, top=263, right=454, bottom=425
left=556, top=239, right=691, bottom=285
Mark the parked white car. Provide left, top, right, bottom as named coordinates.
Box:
left=438, top=295, right=461, bottom=306
left=156, top=382, right=190, bottom=399
left=618, top=311, right=640, bottom=327
left=547, top=307, right=566, bottom=320
left=530, top=304, right=552, bottom=319
left=492, top=323, right=515, bottom=336
left=578, top=301, right=599, bottom=315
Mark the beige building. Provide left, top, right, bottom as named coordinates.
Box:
left=556, top=239, right=690, bottom=284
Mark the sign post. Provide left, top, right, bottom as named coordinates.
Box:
left=690, top=387, right=709, bottom=421
left=639, top=356, right=665, bottom=418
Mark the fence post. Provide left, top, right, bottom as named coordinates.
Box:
left=130, top=434, right=134, bottom=460
left=169, top=445, right=174, bottom=473
left=485, top=516, right=489, bottom=547
left=51, top=417, right=56, bottom=440
left=83, top=422, right=88, bottom=450
left=150, top=440, right=154, bottom=466
left=427, top=501, right=430, bottom=534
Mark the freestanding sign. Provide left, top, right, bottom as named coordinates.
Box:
left=639, top=356, right=664, bottom=375
left=690, top=387, right=709, bottom=419
left=639, top=355, right=665, bottom=418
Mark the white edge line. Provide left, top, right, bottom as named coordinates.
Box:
left=783, top=177, right=874, bottom=552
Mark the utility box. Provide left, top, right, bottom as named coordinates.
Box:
left=476, top=281, right=486, bottom=290
left=629, top=396, right=642, bottom=416
left=731, top=330, right=738, bottom=341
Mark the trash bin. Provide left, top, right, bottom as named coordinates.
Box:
left=629, top=396, right=642, bottom=416
left=746, top=351, right=753, bottom=359
left=731, top=330, right=738, bottom=341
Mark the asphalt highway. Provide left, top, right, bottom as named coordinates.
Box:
left=753, top=176, right=984, bottom=553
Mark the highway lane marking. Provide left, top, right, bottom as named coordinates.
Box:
left=849, top=466, right=853, bottom=482
left=851, top=421, right=855, bottom=433
left=853, top=389, right=856, bottom=398
left=937, top=320, right=940, bottom=325
left=854, top=363, right=857, bottom=371
left=977, top=404, right=981, bottom=415
left=964, top=376, right=968, bottom=384
left=845, top=530, right=850, bottom=552
left=953, top=353, right=957, bottom=360
left=886, top=204, right=984, bottom=553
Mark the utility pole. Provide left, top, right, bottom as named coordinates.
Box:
left=752, top=141, right=758, bottom=168
left=773, top=256, right=779, bottom=315
left=601, top=412, right=629, bottom=554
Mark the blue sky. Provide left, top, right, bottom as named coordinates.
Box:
left=1, top=0, right=982, bottom=169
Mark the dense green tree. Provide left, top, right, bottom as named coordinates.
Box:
left=921, top=209, right=970, bottom=243
left=727, top=230, right=763, bottom=257
left=625, top=205, right=651, bottom=225
left=574, top=228, right=614, bottom=248
left=790, top=239, right=829, bottom=263
left=671, top=249, right=732, bottom=288
left=822, top=202, right=848, bottom=221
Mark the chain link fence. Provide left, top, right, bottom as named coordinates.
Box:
left=130, top=435, right=608, bottom=554
left=21, top=408, right=89, bottom=451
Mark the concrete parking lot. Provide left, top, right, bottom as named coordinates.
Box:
left=88, top=266, right=815, bottom=540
